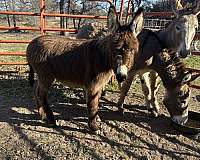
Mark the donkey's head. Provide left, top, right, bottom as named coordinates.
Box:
left=107, top=4, right=144, bottom=83
left=163, top=71, right=200, bottom=125
left=169, top=1, right=200, bottom=58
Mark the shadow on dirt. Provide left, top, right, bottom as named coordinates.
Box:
left=0, top=75, right=199, bottom=159
left=196, top=95, right=200, bottom=102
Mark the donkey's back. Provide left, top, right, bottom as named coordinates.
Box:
left=27, top=35, right=112, bottom=87
left=27, top=35, right=86, bottom=62
left=137, top=29, right=163, bottom=61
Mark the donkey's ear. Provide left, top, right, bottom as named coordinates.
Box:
left=181, top=71, right=200, bottom=84
left=107, top=5, right=120, bottom=33
left=195, top=11, right=200, bottom=16
left=193, top=1, right=200, bottom=16
left=175, top=0, right=183, bottom=10
left=129, top=7, right=144, bottom=36
left=172, top=7, right=180, bottom=19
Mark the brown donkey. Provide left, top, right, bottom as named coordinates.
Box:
left=26, top=3, right=144, bottom=131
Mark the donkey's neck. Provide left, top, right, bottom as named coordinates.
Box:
left=151, top=50, right=186, bottom=90
left=157, top=23, right=176, bottom=50
left=92, top=37, right=115, bottom=71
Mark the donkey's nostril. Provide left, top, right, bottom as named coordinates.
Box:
left=180, top=52, right=187, bottom=58
left=180, top=50, right=191, bottom=58
left=116, top=74, right=127, bottom=83
left=186, top=50, right=191, bottom=56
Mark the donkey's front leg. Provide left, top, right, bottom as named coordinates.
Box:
left=140, top=71, right=161, bottom=117
left=86, top=89, right=102, bottom=132
left=117, top=71, right=135, bottom=112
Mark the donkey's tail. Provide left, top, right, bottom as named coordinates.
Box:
left=28, top=64, right=34, bottom=87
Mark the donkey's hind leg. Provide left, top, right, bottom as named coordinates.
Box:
left=35, top=78, right=55, bottom=125
left=140, top=71, right=161, bottom=117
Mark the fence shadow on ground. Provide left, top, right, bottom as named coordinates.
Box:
left=0, top=75, right=198, bottom=136
left=196, top=95, right=200, bottom=102
left=0, top=75, right=199, bottom=159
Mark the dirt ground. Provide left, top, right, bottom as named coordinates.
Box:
left=0, top=73, right=200, bottom=160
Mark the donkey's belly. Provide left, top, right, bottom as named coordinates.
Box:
left=58, top=70, right=113, bottom=91
left=52, top=64, right=88, bottom=88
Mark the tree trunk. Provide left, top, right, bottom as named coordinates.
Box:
left=114, top=0, right=117, bottom=6
left=71, top=10, right=77, bottom=30
left=7, top=15, right=11, bottom=27
left=65, top=0, right=70, bottom=29
left=60, top=0, right=65, bottom=35
left=77, top=1, right=85, bottom=30
left=4, top=0, right=11, bottom=28
left=12, top=15, right=16, bottom=28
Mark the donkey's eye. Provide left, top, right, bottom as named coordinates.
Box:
left=114, top=45, right=123, bottom=52
left=177, top=91, right=184, bottom=98
left=114, top=33, right=121, bottom=40
left=175, top=25, right=181, bottom=31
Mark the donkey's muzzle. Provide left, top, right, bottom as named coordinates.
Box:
left=116, top=74, right=127, bottom=83
left=180, top=50, right=191, bottom=58
left=116, top=65, right=128, bottom=83
left=171, top=114, right=188, bottom=125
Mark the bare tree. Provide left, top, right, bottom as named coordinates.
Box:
left=0, top=0, right=110, bottom=33
left=60, top=0, right=65, bottom=35
left=69, top=0, right=105, bottom=30
left=1, top=0, right=18, bottom=32
left=0, top=0, right=11, bottom=27
left=65, top=0, right=71, bottom=29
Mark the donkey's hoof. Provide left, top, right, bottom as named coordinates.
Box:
left=117, top=107, right=125, bottom=116
left=42, top=118, right=56, bottom=126
left=101, top=90, right=107, bottom=97
left=88, top=122, right=100, bottom=132
left=151, top=110, right=159, bottom=118
left=89, top=125, right=100, bottom=132
left=96, top=115, right=102, bottom=123
left=94, top=130, right=102, bottom=135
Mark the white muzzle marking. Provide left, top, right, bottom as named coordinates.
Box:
left=117, top=65, right=128, bottom=76
left=172, top=109, right=188, bottom=125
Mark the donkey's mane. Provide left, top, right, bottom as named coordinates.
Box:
left=152, top=49, right=187, bottom=89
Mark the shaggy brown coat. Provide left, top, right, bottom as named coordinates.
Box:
left=27, top=5, right=144, bottom=131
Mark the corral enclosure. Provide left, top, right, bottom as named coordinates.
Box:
left=0, top=0, right=200, bottom=159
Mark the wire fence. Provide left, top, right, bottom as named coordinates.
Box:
left=144, top=18, right=200, bottom=52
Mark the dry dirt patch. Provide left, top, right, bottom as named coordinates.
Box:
left=0, top=75, right=200, bottom=160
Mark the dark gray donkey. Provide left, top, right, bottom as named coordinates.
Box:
left=117, top=1, right=200, bottom=119
left=149, top=49, right=200, bottom=124
left=27, top=0, right=144, bottom=131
